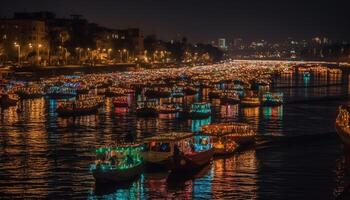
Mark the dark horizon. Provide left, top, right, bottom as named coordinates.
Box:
left=1, top=0, right=349, bottom=43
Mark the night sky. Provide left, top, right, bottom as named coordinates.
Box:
left=1, top=0, right=349, bottom=43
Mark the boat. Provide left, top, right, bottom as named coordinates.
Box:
left=335, top=106, right=350, bottom=146
left=188, top=102, right=211, bottom=119
left=78, top=95, right=105, bottom=107
left=220, top=90, right=240, bottom=105
left=171, top=87, right=185, bottom=98
left=261, top=92, right=283, bottom=106
left=15, top=86, right=44, bottom=99
left=112, top=96, right=129, bottom=107
left=201, top=122, right=256, bottom=148
left=91, top=144, right=144, bottom=183
left=158, top=103, right=182, bottom=114
left=241, top=91, right=260, bottom=107
left=46, top=86, right=77, bottom=99
left=142, top=132, right=213, bottom=172
left=56, top=98, right=100, bottom=116
left=136, top=99, right=158, bottom=117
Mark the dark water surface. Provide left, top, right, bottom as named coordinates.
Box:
left=1, top=72, right=350, bottom=199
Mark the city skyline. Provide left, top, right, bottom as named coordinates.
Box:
left=1, top=0, right=349, bottom=43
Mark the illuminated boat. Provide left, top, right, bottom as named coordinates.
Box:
left=335, top=106, right=350, bottom=146
left=158, top=103, right=182, bottom=114
left=91, top=144, right=144, bottom=183
left=240, top=91, right=260, bottom=107
left=144, top=87, right=171, bottom=98
left=261, top=92, right=283, bottom=106
left=46, top=86, right=77, bottom=99
left=56, top=99, right=100, bottom=116
left=0, top=93, right=18, bottom=108
left=171, top=87, right=185, bottom=98
left=78, top=95, right=105, bottom=107
left=142, top=132, right=213, bottom=172
left=189, top=103, right=211, bottom=119
left=136, top=99, right=158, bottom=117
left=201, top=122, right=255, bottom=147
left=76, top=85, right=90, bottom=95
left=220, top=90, right=240, bottom=105
left=112, top=96, right=129, bottom=107
left=15, top=86, right=44, bottom=99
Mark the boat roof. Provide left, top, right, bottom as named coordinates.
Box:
left=95, top=143, right=143, bottom=153
left=144, top=132, right=194, bottom=142
left=201, top=123, right=254, bottom=135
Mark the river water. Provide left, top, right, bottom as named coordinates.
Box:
left=1, top=71, right=350, bottom=199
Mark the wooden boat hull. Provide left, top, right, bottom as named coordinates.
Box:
left=335, top=122, right=350, bottom=146
left=56, top=106, right=99, bottom=116
left=172, top=149, right=214, bottom=173
left=92, top=163, right=144, bottom=183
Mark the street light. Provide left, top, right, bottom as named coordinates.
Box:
left=14, top=42, right=20, bottom=65
left=37, top=44, right=42, bottom=64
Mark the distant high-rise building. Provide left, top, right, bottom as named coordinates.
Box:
left=218, top=38, right=227, bottom=50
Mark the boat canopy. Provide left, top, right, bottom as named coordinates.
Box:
left=190, top=103, right=211, bottom=113
left=262, top=92, right=283, bottom=101
left=144, top=132, right=194, bottom=143
left=91, top=143, right=143, bottom=171
left=201, top=123, right=255, bottom=136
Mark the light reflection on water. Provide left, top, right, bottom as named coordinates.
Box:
left=0, top=72, right=350, bottom=199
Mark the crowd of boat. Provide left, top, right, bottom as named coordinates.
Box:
left=0, top=60, right=340, bottom=183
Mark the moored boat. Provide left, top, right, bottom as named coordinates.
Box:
left=91, top=144, right=144, bottom=183
left=241, top=91, right=260, bottom=107
left=188, top=102, right=211, bottom=119
left=46, top=86, right=77, bottom=99
left=112, top=96, right=129, bottom=107
left=201, top=122, right=256, bottom=145
left=56, top=98, right=100, bottom=116
left=15, top=86, right=44, bottom=99
left=261, top=92, right=283, bottom=106
left=158, top=103, right=182, bottom=114
left=220, top=89, right=240, bottom=105
left=335, top=106, right=350, bottom=146
left=136, top=99, right=158, bottom=117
